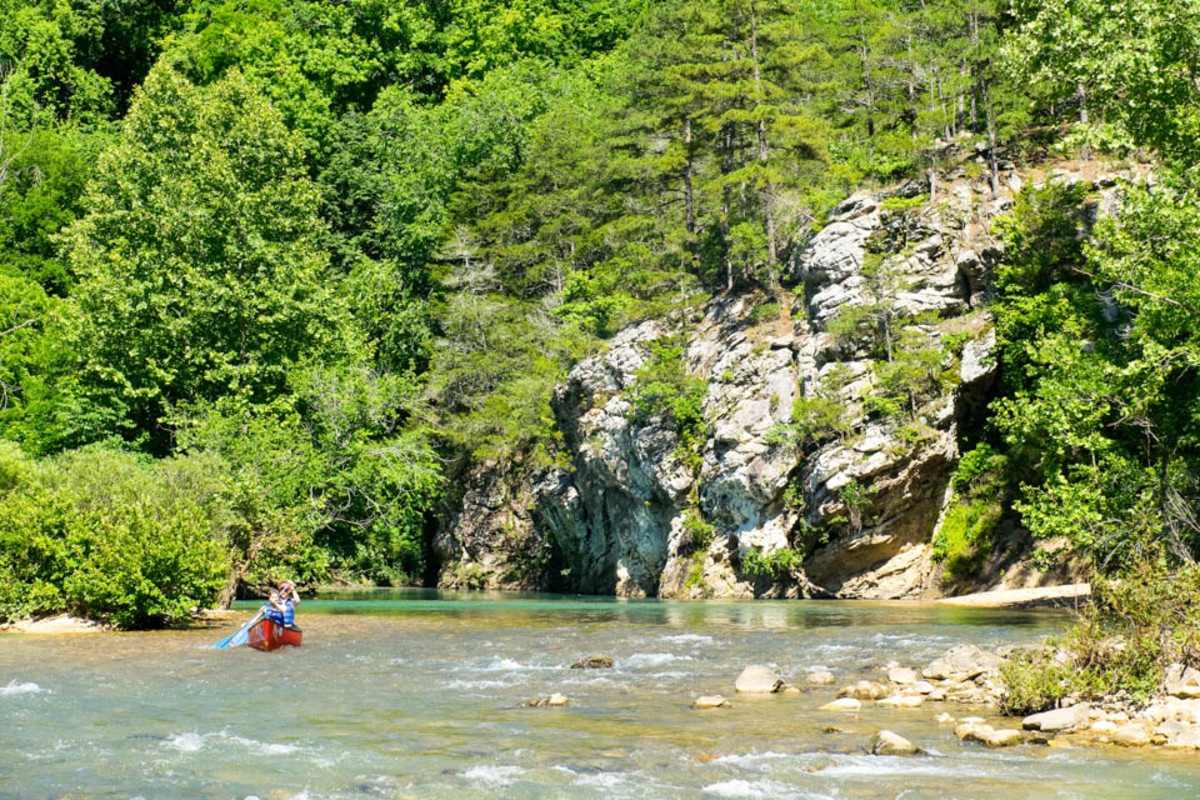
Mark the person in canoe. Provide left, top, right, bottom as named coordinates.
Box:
left=265, top=580, right=301, bottom=631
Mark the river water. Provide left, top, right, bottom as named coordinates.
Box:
left=3, top=589, right=1200, bottom=799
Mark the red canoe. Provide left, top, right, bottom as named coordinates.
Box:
left=247, top=619, right=302, bottom=651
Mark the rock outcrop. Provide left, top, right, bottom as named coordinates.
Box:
left=436, top=165, right=1121, bottom=598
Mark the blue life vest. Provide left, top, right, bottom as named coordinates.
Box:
left=265, top=595, right=295, bottom=627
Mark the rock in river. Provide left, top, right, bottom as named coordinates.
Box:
left=820, top=698, right=862, bottom=711
left=878, top=695, right=924, bottom=709
left=872, top=730, right=920, bottom=756
left=837, top=680, right=887, bottom=701
left=735, top=665, right=784, bottom=694
left=520, top=693, right=570, bottom=708
left=692, top=695, right=732, bottom=710
left=1022, top=703, right=1090, bottom=732
left=571, top=655, right=615, bottom=669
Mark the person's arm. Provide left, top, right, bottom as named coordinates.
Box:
left=289, top=587, right=300, bottom=606
left=269, top=593, right=285, bottom=612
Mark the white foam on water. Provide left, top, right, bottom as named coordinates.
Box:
left=445, top=678, right=515, bottom=690
left=661, top=633, right=714, bottom=644
left=572, top=771, right=629, bottom=788
left=702, top=778, right=803, bottom=798
left=812, top=755, right=993, bottom=779
left=709, top=752, right=790, bottom=769
left=162, top=731, right=301, bottom=757
left=163, top=733, right=206, bottom=753
left=462, top=765, right=525, bottom=787
left=627, top=653, right=692, bottom=668
left=227, top=734, right=300, bottom=756
left=476, top=657, right=558, bottom=672
left=1, top=680, right=47, bottom=696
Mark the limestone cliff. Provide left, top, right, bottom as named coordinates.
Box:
left=435, top=166, right=1111, bottom=598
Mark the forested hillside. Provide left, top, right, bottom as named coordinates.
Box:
left=0, top=0, right=1197, bottom=627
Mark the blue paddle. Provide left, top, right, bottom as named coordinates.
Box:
left=213, top=605, right=267, bottom=649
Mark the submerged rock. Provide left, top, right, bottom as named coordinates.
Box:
left=735, top=665, right=784, bottom=694
left=571, top=655, right=615, bottom=670
left=878, top=694, right=924, bottom=709
left=820, top=698, right=862, bottom=711
left=692, top=695, right=732, bottom=710
left=837, top=681, right=888, bottom=701
left=872, top=730, right=920, bottom=756
left=520, top=693, right=570, bottom=708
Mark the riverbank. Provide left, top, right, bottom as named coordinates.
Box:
left=0, top=608, right=242, bottom=635
left=765, top=640, right=1200, bottom=755
left=0, top=614, right=109, bottom=634
left=935, top=583, right=1092, bottom=609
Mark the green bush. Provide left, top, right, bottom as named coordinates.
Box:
left=0, top=445, right=228, bottom=628
left=743, top=547, right=802, bottom=580
left=999, top=566, right=1200, bottom=713
left=629, top=337, right=708, bottom=470
left=933, top=498, right=1003, bottom=582
left=748, top=302, right=780, bottom=324
left=681, top=509, right=715, bottom=553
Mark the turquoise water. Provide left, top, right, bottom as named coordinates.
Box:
left=3, top=589, right=1200, bottom=798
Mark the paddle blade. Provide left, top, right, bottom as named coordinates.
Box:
left=212, top=607, right=265, bottom=649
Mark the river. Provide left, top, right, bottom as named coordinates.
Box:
left=3, top=589, right=1199, bottom=798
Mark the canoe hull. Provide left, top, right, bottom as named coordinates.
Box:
left=247, top=619, right=302, bottom=651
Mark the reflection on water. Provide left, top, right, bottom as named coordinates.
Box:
left=2, top=589, right=1197, bottom=799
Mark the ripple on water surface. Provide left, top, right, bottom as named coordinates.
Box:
left=1, top=590, right=1199, bottom=799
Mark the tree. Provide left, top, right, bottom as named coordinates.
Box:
left=61, top=64, right=355, bottom=452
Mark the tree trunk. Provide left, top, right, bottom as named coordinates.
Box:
left=985, top=83, right=1000, bottom=196
left=1078, top=82, right=1090, bottom=161
left=749, top=0, right=776, bottom=270
left=683, top=117, right=695, bottom=234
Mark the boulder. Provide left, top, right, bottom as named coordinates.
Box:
left=955, top=722, right=993, bottom=742
left=878, top=695, right=924, bottom=709
left=735, top=665, right=784, bottom=694
left=1022, top=703, right=1091, bottom=732
left=820, top=697, right=862, bottom=711
left=923, top=645, right=1003, bottom=681
left=872, top=730, right=920, bottom=756
left=907, top=681, right=935, bottom=695
left=806, top=670, right=837, bottom=686
left=1090, top=720, right=1117, bottom=734
left=887, top=667, right=918, bottom=685
left=692, top=695, right=732, bottom=710
left=837, top=680, right=888, bottom=701
left=1165, top=664, right=1200, bottom=698
left=1110, top=723, right=1152, bottom=747
left=935, top=713, right=955, bottom=725
left=979, top=729, right=1023, bottom=748
left=571, top=655, right=615, bottom=670
left=1164, top=727, right=1200, bottom=750
left=1155, top=719, right=1188, bottom=739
